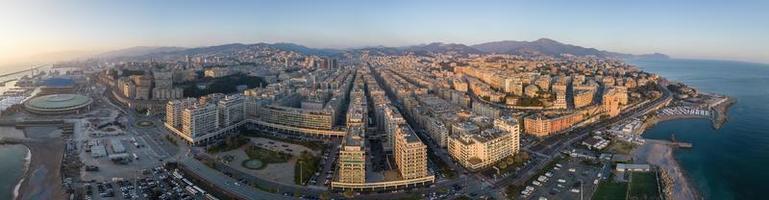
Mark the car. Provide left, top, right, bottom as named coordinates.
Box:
left=558, top=179, right=566, bottom=183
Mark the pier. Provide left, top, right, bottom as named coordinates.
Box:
left=650, top=95, right=734, bottom=129
left=645, top=139, right=693, bottom=148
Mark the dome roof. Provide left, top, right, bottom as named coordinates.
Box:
left=24, top=94, right=93, bottom=114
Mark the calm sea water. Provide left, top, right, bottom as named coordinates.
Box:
left=1, top=60, right=768, bottom=198
left=0, top=145, right=28, bottom=200
left=629, top=59, right=769, bottom=200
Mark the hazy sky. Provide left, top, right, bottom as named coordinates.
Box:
left=1, top=0, right=768, bottom=66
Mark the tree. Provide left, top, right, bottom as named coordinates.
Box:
left=319, top=192, right=330, bottom=200
left=498, top=162, right=508, bottom=170
left=343, top=190, right=354, bottom=198
left=520, top=152, right=530, bottom=162
left=506, top=156, right=515, bottom=165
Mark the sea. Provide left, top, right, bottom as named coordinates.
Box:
left=1, top=60, right=768, bottom=199
left=0, top=145, right=28, bottom=200
left=628, top=58, right=769, bottom=200
left=0, top=64, right=49, bottom=200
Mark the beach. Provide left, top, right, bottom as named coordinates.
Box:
left=0, top=126, right=30, bottom=200
left=633, top=139, right=698, bottom=200
left=15, top=127, right=67, bottom=200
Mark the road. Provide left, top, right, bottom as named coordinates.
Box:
left=368, top=64, right=500, bottom=199
left=491, top=82, right=672, bottom=195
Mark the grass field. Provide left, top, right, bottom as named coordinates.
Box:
left=593, top=180, right=628, bottom=200
left=294, top=151, right=320, bottom=185
left=628, top=172, right=661, bottom=200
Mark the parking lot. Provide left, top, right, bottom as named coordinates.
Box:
left=79, top=134, right=166, bottom=181
left=520, top=156, right=605, bottom=200
left=82, top=165, right=215, bottom=200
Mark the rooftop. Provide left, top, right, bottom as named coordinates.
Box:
left=24, top=94, right=93, bottom=113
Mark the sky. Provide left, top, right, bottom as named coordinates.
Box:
left=1, top=0, right=768, bottom=67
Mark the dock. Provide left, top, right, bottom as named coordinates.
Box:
left=645, top=139, right=693, bottom=148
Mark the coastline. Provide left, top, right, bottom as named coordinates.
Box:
left=12, top=147, right=31, bottom=200
left=633, top=139, right=699, bottom=200
left=15, top=127, right=66, bottom=200
left=630, top=95, right=735, bottom=200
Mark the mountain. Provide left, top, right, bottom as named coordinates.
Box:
left=633, top=53, right=670, bottom=60
left=97, top=46, right=187, bottom=59
left=403, top=42, right=485, bottom=55
left=472, top=38, right=615, bottom=57
left=268, top=43, right=342, bottom=56
left=94, top=39, right=668, bottom=61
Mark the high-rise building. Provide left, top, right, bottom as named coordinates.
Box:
left=181, top=103, right=219, bottom=140
left=165, top=94, right=245, bottom=145
left=451, top=121, right=480, bottom=136
left=337, top=129, right=366, bottom=184
left=573, top=89, right=594, bottom=108
left=383, top=105, right=406, bottom=152
left=504, top=78, right=524, bottom=96
left=494, top=116, right=521, bottom=154
left=218, top=94, right=245, bottom=127
left=447, top=118, right=520, bottom=171
left=602, top=88, right=623, bottom=117
left=165, top=98, right=197, bottom=128
left=523, top=113, right=584, bottom=137
left=256, top=105, right=335, bottom=130
left=554, top=91, right=567, bottom=109
left=393, top=126, right=429, bottom=179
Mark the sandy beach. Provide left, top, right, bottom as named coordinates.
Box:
left=633, top=139, right=698, bottom=200
left=16, top=127, right=66, bottom=200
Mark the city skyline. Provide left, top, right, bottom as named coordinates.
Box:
left=2, top=0, right=769, bottom=67
left=0, top=1, right=766, bottom=199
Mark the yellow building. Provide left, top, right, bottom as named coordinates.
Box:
left=574, top=89, right=594, bottom=108
left=602, top=88, right=624, bottom=117
left=181, top=103, right=219, bottom=140
left=523, top=112, right=584, bottom=137
left=337, top=130, right=366, bottom=184
left=165, top=98, right=197, bottom=128
left=447, top=117, right=520, bottom=171
left=394, top=126, right=430, bottom=179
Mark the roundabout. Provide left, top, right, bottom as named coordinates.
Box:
left=242, top=159, right=265, bottom=170
left=135, top=120, right=155, bottom=128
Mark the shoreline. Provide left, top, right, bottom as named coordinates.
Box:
left=16, top=127, right=67, bottom=200
left=12, top=147, right=31, bottom=200
left=632, top=97, right=733, bottom=200
left=633, top=139, right=699, bottom=200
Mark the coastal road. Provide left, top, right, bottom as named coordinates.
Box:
left=492, top=82, right=672, bottom=193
